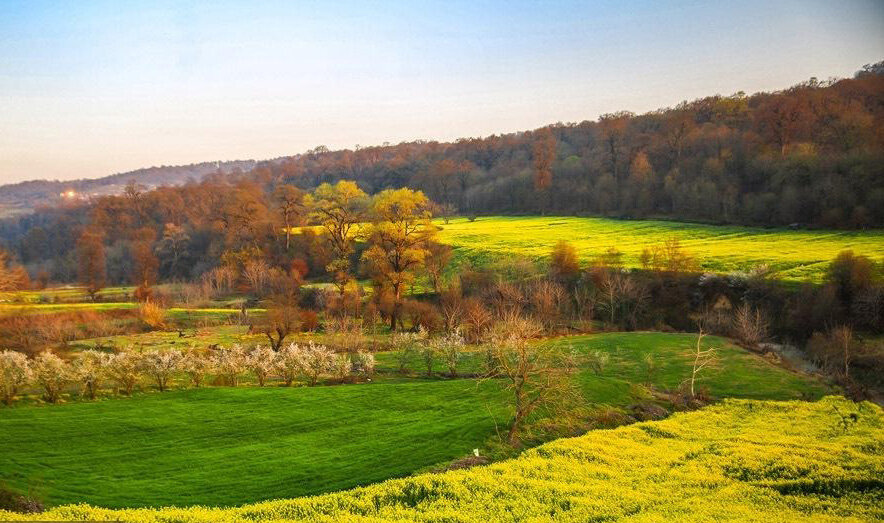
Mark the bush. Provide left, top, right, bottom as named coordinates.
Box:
left=392, top=328, right=428, bottom=374
left=246, top=346, right=276, bottom=386
left=140, top=351, right=182, bottom=392
left=295, top=342, right=336, bottom=386
left=403, top=299, right=443, bottom=333
left=0, top=350, right=31, bottom=406
left=106, top=351, right=142, bottom=395
left=431, top=330, right=465, bottom=377
left=0, top=482, right=43, bottom=514
left=73, top=350, right=110, bottom=399
left=212, top=345, right=248, bottom=386
left=351, top=351, right=375, bottom=379
left=180, top=348, right=212, bottom=388
left=276, top=343, right=301, bottom=386
left=332, top=353, right=352, bottom=382
left=138, top=301, right=167, bottom=330
left=32, top=351, right=69, bottom=403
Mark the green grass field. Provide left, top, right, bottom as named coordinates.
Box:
left=1, top=332, right=830, bottom=509
left=0, top=381, right=507, bottom=508
left=436, top=216, right=884, bottom=282
left=3, top=396, right=880, bottom=522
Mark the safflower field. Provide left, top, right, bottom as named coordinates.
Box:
left=1, top=396, right=880, bottom=522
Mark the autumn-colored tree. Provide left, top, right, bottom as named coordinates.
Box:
left=77, top=227, right=106, bottom=300
left=361, top=188, right=436, bottom=330
left=273, top=184, right=305, bottom=250
left=305, top=181, right=369, bottom=292
left=550, top=240, right=579, bottom=280
left=0, top=250, right=28, bottom=292
left=131, top=227, right=159, bottom=300
left=424, top=242, right=453, bottom=292
left=532, top=127, right=556, bottom=213
left=258, top=301, right=301, bottom=351
left=156, top=223, right=190, bottom=279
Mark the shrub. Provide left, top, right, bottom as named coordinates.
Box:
left=432, top=330, right=465, bottom=377
left=299, top=309, right=320, bottom=332
left=296, top=342, right=336, bottom=386
left=246, top=346, right=277, bottom=386
left=106, top=351, right=142, bottom=395
left=138, top=301, right=167, bottom=330
left=351, top=350, right=375, bottom=379
left=0, top=350, right=31, bottom=406
left=212, top=345, right=248, bottom=386
left=32, top=351, right=69, bottom=403
left=180, top=348, right=212, bottom=388
left=275, top=343, right=301, bottom=386
left=392, top=328, right=428, bottom=374
left=732, top=304, right=769, bottom=347
left=0, top=482, right=43, bottom=514
left=74, top=350, right=110, bottom=399
left=141, top=351, right=182, bottom=392
left=332, top=353, right=352, bottom=382
left=403, top=300, right=443, bottom=333
left=550, top=240, right=580, bottom=279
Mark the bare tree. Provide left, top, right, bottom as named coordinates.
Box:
left=732, top=304, right=769, bottom=347
left=829, top=325, right=855, bottom=380
left=686, top=328, right=716, bottom=398
left=243, top=258, right=270, bottom=296
left=484, top=313, right=578, bottom=445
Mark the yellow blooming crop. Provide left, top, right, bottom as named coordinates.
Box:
left=2, top=396, right=881, bottom=522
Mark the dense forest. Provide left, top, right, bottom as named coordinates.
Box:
left=0, top=62, right=882, bottom=284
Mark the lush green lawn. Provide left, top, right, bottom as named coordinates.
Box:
left=8, top=397, right=879, bottom=522
left=550, top=332, right=830, bottom=404
left=0, top=380, right=507, bottom=509
left=436, top=216, right=884, bottom=282
left=1, top=332, right=830, bottom=510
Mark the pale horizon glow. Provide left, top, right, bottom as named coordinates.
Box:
left=1, top=0, right=883, bottom=184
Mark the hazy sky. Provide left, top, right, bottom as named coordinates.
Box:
left=1, top=0, right=882, bottom=184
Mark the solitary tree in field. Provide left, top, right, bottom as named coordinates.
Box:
left=361, top=188, right=436, bottom=330
left=77, top=227, right=107, bottom=301
left=305, top=181, right=369, bottom=292
left=258, top=301, right=301, bottom=351
left=686, top=328, right=716, bottom=398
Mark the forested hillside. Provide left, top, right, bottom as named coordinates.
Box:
left=0, top=63, right=881, bottom=284
left=248, top=62, right=884, bottom=228
left=0, top=160, right=256, bottom=217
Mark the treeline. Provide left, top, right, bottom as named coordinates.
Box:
left=245, top=61, right=884, bottom=227
left=0, top=63, right=882, bottom=282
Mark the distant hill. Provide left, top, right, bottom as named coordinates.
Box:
left=0, top=160, right=256, bottom=217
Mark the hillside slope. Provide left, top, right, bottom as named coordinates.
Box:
left=0, top=160, right=256, bottom=216
left=4, top=396, right=881, bottom=522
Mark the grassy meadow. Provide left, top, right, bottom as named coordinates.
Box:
left=1, top=332, right=831, bottom=508
left=3, top=396, right=880, bottom=522
left=436, top=216, right=884, bottom=282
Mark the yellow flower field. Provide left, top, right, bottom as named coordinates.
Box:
left=3, top=396, right=880, bottom=522
left=436, top=216, right=884, bottom=282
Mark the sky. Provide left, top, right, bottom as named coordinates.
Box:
left=1, top=0, right=882, bottom=184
